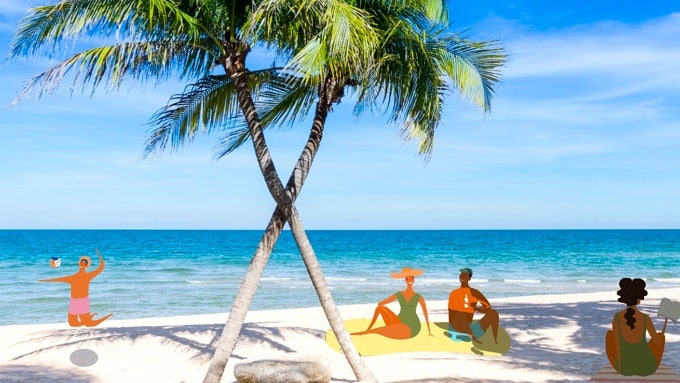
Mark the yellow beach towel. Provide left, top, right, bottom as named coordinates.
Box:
left=325, top=319, right=511, bottom=356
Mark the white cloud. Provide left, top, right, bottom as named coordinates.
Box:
left=425, top=13, right=680, bottom=168
left=503, top=13, right=680, bottom=82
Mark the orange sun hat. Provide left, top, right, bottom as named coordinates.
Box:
left=390, top=267, right=424, bottom=278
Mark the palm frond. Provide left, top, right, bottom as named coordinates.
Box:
left=145, top=67, right=293, bottom=157
left=10, top=0, right=204, bottom=58
left=438, top=35, right=506, bottom=112
left=353, top=19, right=506, bottom=157
left=213, top=72, right=318, bottom=158
left=245, top=0, right=380, bottom=85
left=10, top=39, right=217, bottom=106
left=356, top=0, right=446, bottom=33
left=213, top=121, right=251, bottom=158
left=259, top=73, right=318, bottom=128
left=144, top=73, right=238, bottom=156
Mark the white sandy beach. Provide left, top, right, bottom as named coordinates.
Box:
left=2, top=288, right=680, bottom=383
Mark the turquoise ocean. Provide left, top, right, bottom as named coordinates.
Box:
left=1, top=229, right=679, bottom=326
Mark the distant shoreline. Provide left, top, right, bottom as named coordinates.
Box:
left=8, top=287, right=680, bottom=328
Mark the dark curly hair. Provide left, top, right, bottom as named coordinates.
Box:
left=616, top=277, right=648, bottom=330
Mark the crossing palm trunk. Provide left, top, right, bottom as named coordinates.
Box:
left=283, top=79, right=377, bottom=382
left=287, top=206, right=377, bottom=382
left=203, top=52, right=291, bottom=383
left=202, top=207, right=286, bottom=383
left=204, top=65, right=375, bottom=382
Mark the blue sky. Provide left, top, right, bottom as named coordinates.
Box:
left=1, top=1, right=679, bottom=229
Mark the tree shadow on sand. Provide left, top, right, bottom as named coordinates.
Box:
left=10, top=322, right=325, bottom=364
left=389, top=299, right=680, bottom=382
left=0, top=365, right=97, bottom=383
left=7, top=300, right=678, bottom=382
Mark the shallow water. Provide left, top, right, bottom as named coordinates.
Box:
left=1, top=229, right=679, bottom=325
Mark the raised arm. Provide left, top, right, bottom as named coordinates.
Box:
left=90, top=249, right=105, bottom=277
left=647, top=314, right=668, bottom=339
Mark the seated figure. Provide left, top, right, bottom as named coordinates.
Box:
left=448, top=267, right=499, bottom=343
left=606, top=277, right=667, bottom=376
left=352, top=267, right=432, bottom=339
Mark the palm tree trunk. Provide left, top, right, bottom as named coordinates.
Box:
left=205, top=62, right=376, bottom=382
left=287, top=206, right=378, bottom=382
left=283, top=82, right=377, bottom=382
left=203, top=58, right=293, bottom=383
left=202, top=207, right=287, bottom=383
left=236, top=83, right=290, bottom=203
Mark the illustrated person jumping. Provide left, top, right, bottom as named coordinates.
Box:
left=39, top=249, right=113, bottom=327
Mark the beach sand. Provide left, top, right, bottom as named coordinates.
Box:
left=2, top=288, right=680, bottom=383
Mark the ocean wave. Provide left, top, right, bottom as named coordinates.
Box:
left=348, top=281, right=390, bottom=286
left=184, top=280, right=222, bottom=284
left=158, top=267, right=195, bottom=273
left=326, top=277, right=369, bottom=282
left=416, top=278, right=489, bottom=285
left=342, top=281, right=394, bottom=286
left=416, top=278, right=456, bottom=285
left=261, top=277, right=293, bottom=281
left=262, top=276, right=383, bottom=285
left=108, top=288, right=130, bottom=293
left=26, top=296, right=62, bottom=303
left=504, top=279, right=541, bottom=284
left=577, top=279, right=587, bottom=283
left=654, top=278, right=680, bottom=283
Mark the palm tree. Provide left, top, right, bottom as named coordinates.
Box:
left=9, top=0, right=379, bottom=381
left=139, top=1, right=382, bottom=381
left=214, top=0, right=506, bottom=378
left=9, top=0, right=505, bottom=382
left=150, top=0, right=504, bottom=381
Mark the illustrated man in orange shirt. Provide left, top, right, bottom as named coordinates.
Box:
left=448, top=267, right=499, bottom=343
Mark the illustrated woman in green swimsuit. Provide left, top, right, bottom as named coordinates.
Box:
left=605, top=278, right=667, bottom=376
left=351, top=267, right=433, bottom=339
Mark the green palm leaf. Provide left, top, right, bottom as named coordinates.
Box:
left=351, top=20, right=505, bottom=157
left=145, top=67, right=304, bottom=156
left=245, top=0, right=380, bottom=84
left=145, top=74, right=235, bottom=155
left=11, top=39, right=217, bottom=106
left=213, top=72, right=318, bottom=157
left=10, top=0, right=204, bottom=58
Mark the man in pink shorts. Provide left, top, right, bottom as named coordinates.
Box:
left=40, top=249, right=113, bottom=327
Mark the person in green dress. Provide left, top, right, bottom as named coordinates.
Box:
left=605, top=277, right=667, bottom=376
left=351, top=267, right=433, bottom=339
